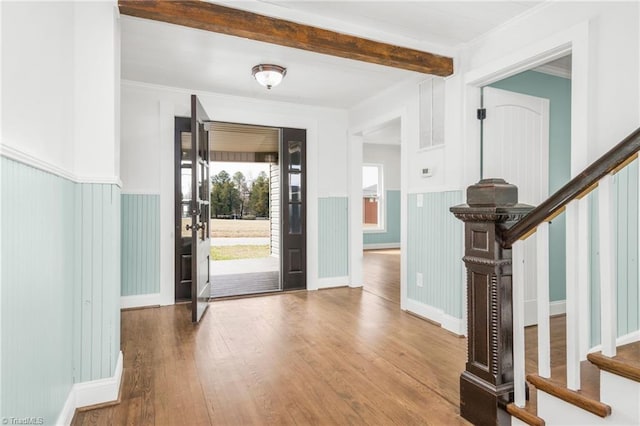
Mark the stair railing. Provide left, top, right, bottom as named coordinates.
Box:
left=451, top=126, right=640, bottom=425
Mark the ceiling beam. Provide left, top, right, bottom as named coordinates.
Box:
left=118, top=0, right=454, bottom=76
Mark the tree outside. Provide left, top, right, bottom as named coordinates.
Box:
left=249, top=171, right=269, bottom=218
left=210, top=168, right=270, bottom=219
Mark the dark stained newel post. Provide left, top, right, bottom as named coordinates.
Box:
left=450, top=179, right=532, bottom=426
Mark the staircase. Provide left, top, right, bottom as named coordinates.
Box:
left=509, top=332, right=640, bottom=425
left=451, top=127, right=640, bottom=426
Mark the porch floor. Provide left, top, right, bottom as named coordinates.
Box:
left=210, top=256, right=280, bottom=298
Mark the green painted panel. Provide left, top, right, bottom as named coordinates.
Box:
left=318, top=197, right=349, bottom=278
left=614, top=164, right=639, bottom=336
left=407, top=191, right=464, bottom=318
left=1, top=157, right=121, bottom=421
left=589, top=162, right=640, bottom=346
left=76, top=183, right=121, bottom=382
left=363, top=190, right=400, bottom=245
left=121, top=194, right=160, bottom=296
left=490, top=70, right=571, bottom=302
left=1, top=157, right=75, bottom=421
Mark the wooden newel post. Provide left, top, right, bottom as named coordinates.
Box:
left=450, top=179, right=533, bottom=426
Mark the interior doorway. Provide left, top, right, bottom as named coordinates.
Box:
left=361, top=118, right=402, bottom=304
left=174, top=118, right=307, bottom=301
left=481, top=54, right=572, bottom=325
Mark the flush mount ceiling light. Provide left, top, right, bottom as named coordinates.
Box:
left=252, top=64, right=287, bottom=90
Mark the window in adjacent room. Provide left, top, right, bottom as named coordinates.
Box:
left=362, top=164, right=383, bottom=230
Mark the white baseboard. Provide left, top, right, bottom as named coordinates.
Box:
left=121, top=293, right=162, bottom=309
left=524, top=299, right=566, bottom=326
left=316, top=276, right=350, bottom=289
left=363, top=243, right=400, bottom=250
left=588, top=330, right=640, bottom=354
left=549, top=300, right=566, bottom=316
left=56, top=351, right=123, bottom=425
left=404, top=298, right=465, bottom=336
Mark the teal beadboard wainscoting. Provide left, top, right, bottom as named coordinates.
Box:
left=407, top=191, right=464, bottom=333
left=121, top=194, right=160, bottom=296
left=589, top=162, right=640, bottom=347
left=1, top=157, right=120, bottom=422
left=363, top=190, right=400, bottom=247
left=318, top=197, right=349, bottom=278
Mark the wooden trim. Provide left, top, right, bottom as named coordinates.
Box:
left=543, top=205, right=566, bottom=223
left=587, top=352, right=640, bottom=383
left=526, top=374, right=611, bottom=418
left=576, top=182, right=598, bottom=200
left=506, top=403, right=545, bottom=426
left=611, top=152, right=638, bottom=175
left=118, top=0, right=454, bottom=76
left=503, top=126, right=640, bottom=247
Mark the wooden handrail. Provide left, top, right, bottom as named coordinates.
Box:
left=502, top=126, right=640, bottom=247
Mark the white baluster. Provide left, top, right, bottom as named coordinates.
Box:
left=536, top=222, right=551, bottom=378
left=599, top=174, right=617, bottom=357
left=512, top=240, right=526, bottom=407
left=578, top=197, right=591, bottom=360
left=565, top=200, right=581, bottom=390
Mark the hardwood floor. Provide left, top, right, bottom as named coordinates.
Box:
left=363, top=249, right=400, bottom=305
left=73, top=287, right=470, bottom=425
left=74, top=250, right=591, bottom=425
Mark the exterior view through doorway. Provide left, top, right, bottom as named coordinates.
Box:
left=174, top=113, right=307, bottom=302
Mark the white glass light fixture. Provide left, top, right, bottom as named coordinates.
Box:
left=252, top=64, right=287, bottom=89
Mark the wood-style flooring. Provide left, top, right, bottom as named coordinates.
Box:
left=363, top=249, right=400, bottom=305
left=73, top=249, right=581, bottom=425
left=72, top=250, right=469, bottom=425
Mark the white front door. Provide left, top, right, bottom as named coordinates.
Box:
left=482, top=87, right=550, bottom=326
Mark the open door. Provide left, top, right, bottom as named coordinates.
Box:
left=189, top=95, right=211, bottom=322
left=281, top=128, right=307, bottom=290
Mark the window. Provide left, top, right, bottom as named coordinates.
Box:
left=419, top=77, right=445, bottom=149
left=362, top=164, right=383, bottom=230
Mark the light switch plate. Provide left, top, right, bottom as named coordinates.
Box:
left=416, top=272, right=423, bottom=288
left=417, top=194, right=423, bottom=208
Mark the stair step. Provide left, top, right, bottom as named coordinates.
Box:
left=506, top=402, right=545, bottom=426
left=526, top=374, right=611, bottom=418
left=587, top=341, right=640, bottom=383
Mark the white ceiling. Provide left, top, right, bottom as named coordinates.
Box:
left=534, top=55, right=572, bottom=79
left=121, top=1, right=544, bottom=109
left=253, top=1, right=541, bottom=47
left=363, top=117, right=401, bottom=145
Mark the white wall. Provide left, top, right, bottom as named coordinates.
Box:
left=350, top=74, right=465, bottom=194
left=2, top=2, right=75, bottom=175
left=121, top=81, right=349, bottom=304
left=363, top=144, right=400, bottom=190
left=1, top=1, right=120, bottom=184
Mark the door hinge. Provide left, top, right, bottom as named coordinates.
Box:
left=477, top=108, right=487, bottom=120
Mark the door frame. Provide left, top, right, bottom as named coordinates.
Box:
left=463, top=21, right=589, bottom=352
left=348, top=108, right=408, bottom=309
left=156, top=96, right=324, bottom=306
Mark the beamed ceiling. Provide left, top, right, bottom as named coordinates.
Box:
left=119, top=1, right=543, bottom=109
